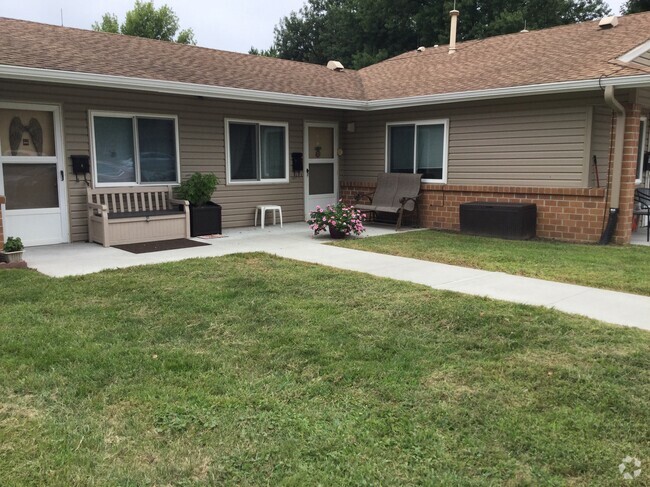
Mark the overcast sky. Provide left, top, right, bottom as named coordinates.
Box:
left=0, top=0, right=629, bottom=54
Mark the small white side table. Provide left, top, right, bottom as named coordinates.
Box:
left=254, top=205, right=283, bottom=229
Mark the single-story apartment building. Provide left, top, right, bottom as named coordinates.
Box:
left=0, top=11, right=649, bottom=248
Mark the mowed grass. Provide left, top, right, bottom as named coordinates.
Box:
left=1, top=254, right=648, bottom=486
left=334, top=230, right=650, bottom=296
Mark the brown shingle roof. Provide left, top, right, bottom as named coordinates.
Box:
left=359, top=12, right=650, bottom=100
left=0, top=12, right=649, bottom=103
left=0, top=17, right=365, bottom=100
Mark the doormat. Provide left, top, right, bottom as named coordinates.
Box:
left=114, top=239, right=210, bottom=254
left=197, top=234, right=228, bottom=239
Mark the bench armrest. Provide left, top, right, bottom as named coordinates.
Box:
left=355, top=191, right=375, bottom=204
left=87, top=202, right=108, bottom=212
left=399, top=193, right=421, bottom=205
left=169, top=198, right=190, bottom=207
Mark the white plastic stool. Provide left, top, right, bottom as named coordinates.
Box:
left=254, top=205, right=283, bottom=229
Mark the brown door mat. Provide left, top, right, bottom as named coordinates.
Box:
left=113, top=239, right=210, bottom=254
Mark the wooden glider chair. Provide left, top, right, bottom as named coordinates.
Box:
left=354, top=173, right=422, bottom=230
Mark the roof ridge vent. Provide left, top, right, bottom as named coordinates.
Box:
left=327, top=60, right=344, bottom=71
left=598, top=16, right=618, bottom=29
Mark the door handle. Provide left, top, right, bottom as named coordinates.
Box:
left=306, top=168, right=309, bottom=175
left=60, top=170, right=65, bottom=181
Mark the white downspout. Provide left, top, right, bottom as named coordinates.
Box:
left=600, top=85, right=626, bottom=244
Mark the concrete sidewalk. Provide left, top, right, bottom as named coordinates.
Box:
left=24, top=223, right=650, bottom=331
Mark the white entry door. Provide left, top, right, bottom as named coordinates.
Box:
left=304, top=122, right=339, bottom=217
left=0, top=103, right=69, bottom=246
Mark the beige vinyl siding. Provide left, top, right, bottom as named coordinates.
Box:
left=631, top=50, right=650, bottom=68
left=342, top=94, right=600, bottom=187
left=589, top=106, right=613, bottom=188
left=638, top=88, right=650, bottom=110
left=0, top=80, right=341, bottom=242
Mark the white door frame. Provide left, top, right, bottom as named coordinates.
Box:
left=303, top=121, right=339, bottom=218
left=0, top=101, right=69, bottom=246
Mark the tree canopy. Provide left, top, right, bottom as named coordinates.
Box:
left=92, top=1, right=196, bottom=45
left=622, top=0, right=650, bottom=13
left=251, top=0, right=612, bottom=69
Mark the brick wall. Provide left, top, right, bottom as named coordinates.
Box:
left=613, top=104, right=641, bottom=244
left=0, top=195, right=4, bottom=251
left=341, top=182, right=607, bottom=243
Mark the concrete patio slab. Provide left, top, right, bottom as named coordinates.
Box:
left=22, top=223, right=650, bottom=331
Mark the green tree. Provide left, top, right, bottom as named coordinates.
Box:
left=248, top=46, right=279, bottom=57
left=92, top=1, right=196, bottom=45
left=92, top=13, right=119, bottom=34
left=622, top=0, right=650, bottom=13
left=251, top=0, right=611, bottom=69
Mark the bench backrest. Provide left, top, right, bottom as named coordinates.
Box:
left=372, top=173, right=422, bottom=211
left=87, top=186, right=174, bottom=214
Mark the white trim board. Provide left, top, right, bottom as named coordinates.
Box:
left=618, top=39, right=650, bottom=63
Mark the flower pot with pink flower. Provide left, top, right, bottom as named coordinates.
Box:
left=307, top=201, right=366, bottom=239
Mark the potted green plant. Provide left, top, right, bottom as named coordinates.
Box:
left=1, top=236, right=25, bottom=263
left=307, top=201, right=366, bottom=239
left=176, top=172, right=221, bottom=237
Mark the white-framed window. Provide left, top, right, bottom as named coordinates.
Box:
left=636, top=116, right=648, bottom=184
left=225, top=119, right=289, bottom=184
left=386, top=119, right=449, bottom=183
left=89, top=111, right=180, bottom=186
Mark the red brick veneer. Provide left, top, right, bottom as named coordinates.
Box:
left=342, top=182, right=607, bottom=243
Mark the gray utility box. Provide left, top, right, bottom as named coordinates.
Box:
left=459, top=202, right=537, bottom=240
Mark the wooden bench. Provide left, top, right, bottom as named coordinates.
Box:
left=354, top=173, right=422, bottom=229
left=87, top=186, right=190, bottom=247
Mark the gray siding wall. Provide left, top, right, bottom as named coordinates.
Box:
left=589, top=106, right=613, bottom=188
left=638, top=88, right=650, bottom=110
left=0, top=80, right=341, bottom=242
left=341, top=94, right=604, bottom=188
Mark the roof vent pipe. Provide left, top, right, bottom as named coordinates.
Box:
left=449, top=9, right=459, bottom=54
left=598, top=16, right=618, bottom=29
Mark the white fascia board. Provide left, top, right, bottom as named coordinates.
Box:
left=0, top=64, right=366, bottom=110
left=618, top=39, right=650, bottom=63
left=1, top=64, right=650, bottom=112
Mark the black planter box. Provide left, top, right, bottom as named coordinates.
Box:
left=460, top=202, right=536, bottom=240
left=189, top=202, right=222, bottom=237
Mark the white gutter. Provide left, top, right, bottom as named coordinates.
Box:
left=366, top=74, right=650, bottom=110
left=0, top=65, right=366, bottom=110
left=603, top=85, right=626, bottom=209
left=1, top=64, right=650, bottom=111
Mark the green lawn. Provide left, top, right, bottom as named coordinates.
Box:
left=334, top=230, right=650, bottom=296
left=1, top=254, right=648, bottom=486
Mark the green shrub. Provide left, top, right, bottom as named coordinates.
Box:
left=3, top=236, right=24, bottom=252
left=176, top=172, right=219, bottom=206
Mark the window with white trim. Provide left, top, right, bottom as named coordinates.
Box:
left=387, top=120, right=449, bottom=182
left=226, top=119, right=289, bottom=184
left=636, top=116, right=648, bottom=184
left=90, top=112, right=180, bottom=186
